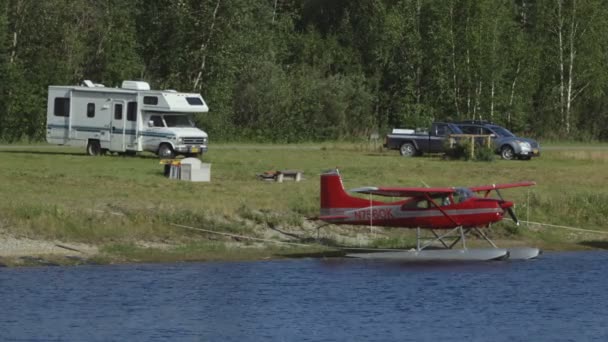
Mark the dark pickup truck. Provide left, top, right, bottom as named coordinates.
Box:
left=383, top=122, right=463, bottom=157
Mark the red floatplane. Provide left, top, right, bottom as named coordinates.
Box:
left=318, top=169, right=539, bottom=261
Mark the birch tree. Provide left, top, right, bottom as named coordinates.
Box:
left=543, top=0, right=604, bottom=136
left=0, top=0, right=8, bottom=138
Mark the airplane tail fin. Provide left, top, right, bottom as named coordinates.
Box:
left=320, top=169, right=371, bottom=216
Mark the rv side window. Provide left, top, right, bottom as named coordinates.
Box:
left=143, top=96, right=158, bottom=105
left=87, top=103, right=95, bottom=118
left=127, top=102, right=137, bottom=122
left=54, top=98, right=70, bottom=117
left=186, top=97, right=203, bottom=105
left=114, top=104, right=123, bottom=120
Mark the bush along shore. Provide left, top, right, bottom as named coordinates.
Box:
left=1, top=143, right=607, bottom=266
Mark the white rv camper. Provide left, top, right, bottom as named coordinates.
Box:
left=46, top=80, right=209, bottom=158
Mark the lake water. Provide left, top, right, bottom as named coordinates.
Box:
left=1, top=251, right=607, bottom=341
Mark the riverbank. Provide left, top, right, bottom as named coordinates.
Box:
left=0, top=226, right=350, bottom=267
left=0, top=222, right=602, bottom=267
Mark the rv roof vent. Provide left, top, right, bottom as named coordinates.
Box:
left=122, top=80, right=150, bottom=91
left=82, top=80, right=105, bottom=88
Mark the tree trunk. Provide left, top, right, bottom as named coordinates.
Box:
left=565, top=0, right=577, bottom=135
left=557, top=0, right=565, bottom=130
left=508, top=62, right=520, bottom=126
left=9, top=0, right=26, bottom=64
left=449, top=4, right=460, bottom=117
left=415, top=0, right=422, bottom=104
left=192, top=0, right=221, bottom=92
left=490, top=80, right=494, bottom=121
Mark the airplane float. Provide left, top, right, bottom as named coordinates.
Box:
left=318, top=169, right=539, bottom=261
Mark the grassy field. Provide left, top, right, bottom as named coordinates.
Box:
left=1, top=142, right=607, bottom=265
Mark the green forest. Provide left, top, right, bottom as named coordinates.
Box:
left=1, top=0, right=608, bottom=142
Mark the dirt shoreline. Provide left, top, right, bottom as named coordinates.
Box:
left=0, top=235, right=99, bottom=266
left=0, top=235, right=601, bottom=267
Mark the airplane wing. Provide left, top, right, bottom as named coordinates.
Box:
left=469, top=181, right=536, bottom=192
left=349, top=186, right=455, bottom=198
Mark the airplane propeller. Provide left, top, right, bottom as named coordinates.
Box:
left=496, top=189, right=520, bottom=226
left=506, top=207, right=520, bottom=226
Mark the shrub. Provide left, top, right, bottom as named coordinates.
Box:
left=474, top=145, right=496, bottom=161
left=445, top=138, right=495, bottom=162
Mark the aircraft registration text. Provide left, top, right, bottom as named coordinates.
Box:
left=354, top=208, right=394, bottom=220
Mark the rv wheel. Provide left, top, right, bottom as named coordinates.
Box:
left=86, top=140, right=101, bottom=156
left=158, top=144, right=175, bottom=159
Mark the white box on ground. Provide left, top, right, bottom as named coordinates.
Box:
left=180, top=158, right=210, bottom=182
left=194, top=163, right=211, bottom=182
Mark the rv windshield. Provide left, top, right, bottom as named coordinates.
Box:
left=163, top=115, right=194, bottom=127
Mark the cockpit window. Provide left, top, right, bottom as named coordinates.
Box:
left=402, top=198, right=430, bottom=209
left=453, top=187, right=474, bottom=203
left=402, top=193, right=462, bottom=209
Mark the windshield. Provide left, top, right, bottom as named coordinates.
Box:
left=453, top=187, right=475, bottom=203
left=489, top=126, right=515, bottom=138
left=163, top=115, right=194, bottom=127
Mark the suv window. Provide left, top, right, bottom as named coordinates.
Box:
left=488, top=125, right=515, bottom=138
left=480, top=127, right=494, bottom=135
left=459, top=125, right=479, bottom=135
left=457, top=124, right=496, bottom=136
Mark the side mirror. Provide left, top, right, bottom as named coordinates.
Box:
left=148, top=120, right=154, bottom=127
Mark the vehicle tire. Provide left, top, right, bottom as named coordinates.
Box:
left=399, top=143, right=416, bottom=157
left=500, top=145, right=515, bottom=160
left=158, top=144, right=175, bottom=159
left=86, top=140, right=101, bottom=156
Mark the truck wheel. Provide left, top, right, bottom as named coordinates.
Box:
left=158, top=144, right=175, bottom=159
left=500, top=145, right=515, bottom=160
left=399, top=143, right=416, bottom=157
left=86, top=140, right=101, bottom=156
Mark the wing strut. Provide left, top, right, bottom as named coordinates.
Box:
left=423, top=193, right=461, bottom=227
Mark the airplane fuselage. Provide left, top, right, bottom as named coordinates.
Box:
left=322, top=198, right=507, bottom=229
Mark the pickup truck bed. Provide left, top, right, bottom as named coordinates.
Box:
left=384, top=122, right=463, bottom=157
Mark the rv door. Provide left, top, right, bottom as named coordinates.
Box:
left=110, top=100, right=127, bottom=152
